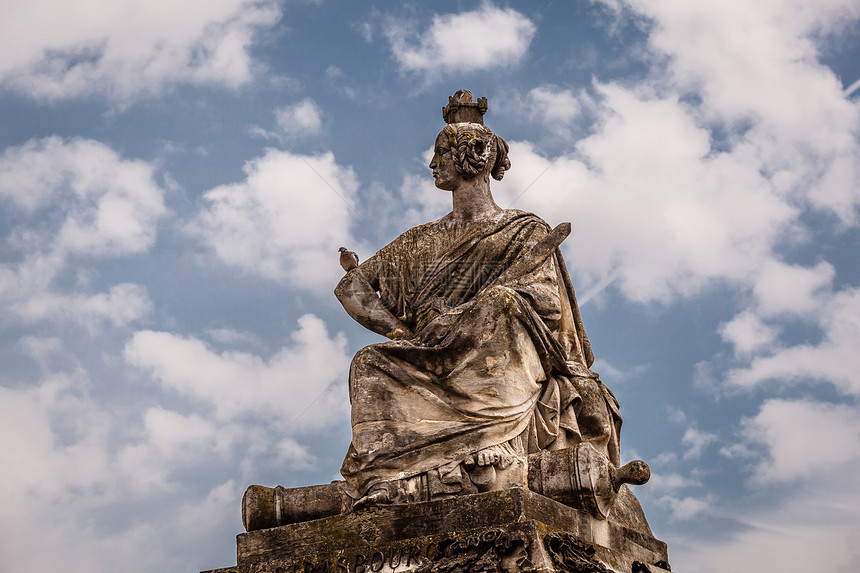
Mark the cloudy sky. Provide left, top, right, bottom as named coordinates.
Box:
left=1, top=1, right=859, bottom=571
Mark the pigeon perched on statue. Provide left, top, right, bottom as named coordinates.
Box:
left=339, top=247, right=359, bottom=272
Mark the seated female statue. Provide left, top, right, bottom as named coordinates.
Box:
left=334, top=94, right=622, bottom=508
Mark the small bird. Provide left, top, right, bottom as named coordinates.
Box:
left=339, top=247, right=359, bottom=272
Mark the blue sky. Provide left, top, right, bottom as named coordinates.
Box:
left=1, top=1, right=859, bottom=571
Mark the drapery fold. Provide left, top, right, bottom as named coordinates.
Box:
left=340, top=210, right=619, bottom=497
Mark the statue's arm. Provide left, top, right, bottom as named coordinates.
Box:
left=334, top=270, right=413, bottom=340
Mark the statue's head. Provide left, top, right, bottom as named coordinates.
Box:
left=430, top=90, right=511, bottom=190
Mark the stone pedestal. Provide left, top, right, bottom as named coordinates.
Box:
left=203, top=488, right=670, bottom=573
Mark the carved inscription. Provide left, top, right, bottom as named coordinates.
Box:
left=414, top=528, right=533, bottom=573
left=245, top=543, right=430, bottom=573
left=243, top=529, right=534, bottom=573
left=544, top=532, right=607, bottom=573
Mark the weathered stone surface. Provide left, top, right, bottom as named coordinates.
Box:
left=227, top=489, right=668, bottom=573
left=243, top=482, right=352, bottom=532
left=528, top=444, right=650, bottom=520
left=332, top=90, right=644, bottom=515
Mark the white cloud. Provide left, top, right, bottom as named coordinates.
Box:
left=124, top=314, right=350, bottom=427
left=206, top=327, right=260, bottom=345
left=398, top=169, right=451, bottom=228
left=658, top=494, right=713, bottom=521
left=325, top=65, right=357, bottom=100
left=647, top=471, right=698, bottom=494
left=735, top=398, right=860, bottom=484
left=513, top=0, right=858, bottom=313
left=12, top=283, right=153, bottom=329
left=810, top=152, right=860, bottom=221
left=0, top=316, right=341, bottom=573
left=143, top=407, right=221, bottom=457
left=188, top=148, right=362, bottom=289
left=174, top=479, right=243, bottom=543
left=610, top=0, right=858, bottom=134
left=527, top=86, right=583, bottom=126
left=719, top=310, right=779, bottom=357
left=726, top=287, right=860, bottom=395
left=600, top=0, right=860, bottom=223
left=665, top=406, right=687, bottom=425
left=485, top=71, right=854, bottom=322
left=19, top=335, right=64, bottom=362
left=0, top=137, right=166, bottom=328
left=0, top=372, right=111, bottom=497
left=277, top=437, right=318, bottom=470
left=681, top=427, right=717, bottom=460
left=0, top=255, right=153, bottom=331
left=393, top=0, right=858, bottom=319
left=383, top=2, right=535, bottom=78
left=492, top=85, right=798, bottom=304
left=718, top=262, right=849, bottom=394
left=0, top=370, right=185, bottom=572
left=496, top=85, right=591, bottom=142
left=0, top=137, right=167, bottom=256
left=0, top=371, right=242, bottom=572
left=589, top=357, right=649, bottom=382
left=674, top=398, right=860, bottom=572
left=752, top=260, right=834, bottom=318
left=275, top=98, right=325, bottom=137
left=672, top=491, right=860, bottom=573
left=0, top=0, right=282, bottom=102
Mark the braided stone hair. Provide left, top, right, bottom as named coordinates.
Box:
left=442, top=123, right=511, bottom=181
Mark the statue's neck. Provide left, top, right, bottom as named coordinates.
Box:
left=450, top=178, right=501, bottom=224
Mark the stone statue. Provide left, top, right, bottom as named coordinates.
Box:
left=242, top=90, right=650, bottom=532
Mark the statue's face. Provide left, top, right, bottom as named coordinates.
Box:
left=429, top=131, right=460, bottom=191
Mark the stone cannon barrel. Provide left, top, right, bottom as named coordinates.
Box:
left=242, top=482, right=352, bottom=531
left=527, top=443, right=650, bottom=519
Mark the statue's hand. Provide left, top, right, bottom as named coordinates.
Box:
left=336, top=269, right=413, bottom=340
left=386, top=326, right=413, bottom=340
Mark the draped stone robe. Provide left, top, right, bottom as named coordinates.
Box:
left=340, top=209, right=621, bottom=498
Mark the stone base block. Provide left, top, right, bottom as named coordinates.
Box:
left=203, top=488, right=670, bottom=573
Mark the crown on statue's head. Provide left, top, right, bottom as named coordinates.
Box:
left=442, top=90, right=488, bottom=125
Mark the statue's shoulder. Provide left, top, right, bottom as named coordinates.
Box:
left=499, top=208, right=551, bottom=231
left=395, top=216, right=447, bottom=241
left=379, top=210, right=549, bottom=253
left=375, top=216, right=448, bottom=257
left=502, top=207, right=542, bottom=219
